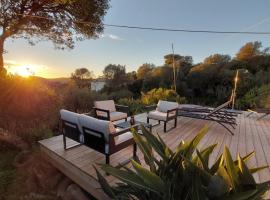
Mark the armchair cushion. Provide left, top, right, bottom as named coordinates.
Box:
left=78, top=114, right=116, bottom=142
left=94, top=100, right=116, bottom=113
left=148, top=110, right=175, bottom=121
left=157, top=100, right=178, bottom=113
left=114, top=131, right=133, bottom=145
left=98, top=111, right=127, bottom=121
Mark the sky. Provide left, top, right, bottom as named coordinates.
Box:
left=4, top=0, right=270, bottom=78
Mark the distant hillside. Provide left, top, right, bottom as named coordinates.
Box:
left=47, top=77, right=71, bottom=84
left=30, top=76, right=71, bottom=89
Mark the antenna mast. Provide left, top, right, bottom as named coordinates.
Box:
left=172, top=43, right=177, bottom=92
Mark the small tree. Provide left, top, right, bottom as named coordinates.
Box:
left=103, top=64, right=127, bottom=89
left=235, top=41, right=270, bottom=61
left=137, top=63, right=155, bottom=80
left=0, top=0, right=110, bottom=74
left=71, top=68, right=93, bottom=88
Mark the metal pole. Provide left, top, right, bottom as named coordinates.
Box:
left=232, top=70, right=239, bottom=109
left=172, top=43, right=177, bottom=92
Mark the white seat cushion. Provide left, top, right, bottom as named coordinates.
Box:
left=148, top=110, right=176, bottom=121
left=114, top=131, right=133, bottom=145
left=97, top=111, right=127, bottom=122
left=110, top=111, right=127, bottom=121
left=157, top=100, right=178, bottom=113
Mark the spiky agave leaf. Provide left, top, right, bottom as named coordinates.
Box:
left=100, top=164, right=161, bottom=194
left=131, top=160, right=166, bottom=194
left=131, top=129, right=156, bottom=172
left=238, top=154, right=256, bottom=188
left=140, top=125, right=167, bottom=160
left=210, top=154, right=223, bottom=175
left=94, top=166, right=118, bottom=199
left=223, top=146, right=240, bottom=191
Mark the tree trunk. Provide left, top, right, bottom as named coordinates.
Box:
left=0, top=38, right=5, bottom=75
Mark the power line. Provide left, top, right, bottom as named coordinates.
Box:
left=16, top=14, right=270, bottom=35
left=104, top=24, right=270, bottom=35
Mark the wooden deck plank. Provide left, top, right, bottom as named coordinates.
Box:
left=39, top=113, right=270, bottom=199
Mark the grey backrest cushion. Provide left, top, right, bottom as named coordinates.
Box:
left=94, top=100, right=116, bottom=112
left=78, top=114, right=116, bottom=142
left=157, top=100, right=179, bottom=113
left=60, top=109, right=81, bottom=130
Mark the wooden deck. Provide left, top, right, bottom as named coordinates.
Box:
left=39, top=112, right=270, bottom=199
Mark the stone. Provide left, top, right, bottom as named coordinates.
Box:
left=57, top=177, right=73, bottom=198
left=62, top=184, right=89, bottom=200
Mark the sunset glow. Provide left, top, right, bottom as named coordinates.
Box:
left=8, top=65, right=35, bottom=77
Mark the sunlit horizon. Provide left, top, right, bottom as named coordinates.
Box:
left=4, top=60, right=76, bottom=79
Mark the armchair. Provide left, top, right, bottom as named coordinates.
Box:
left=93, top=100, right=128, bottom=122
left=146, top=100, right=178, bottom=132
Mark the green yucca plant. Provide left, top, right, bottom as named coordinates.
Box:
left=96, top=126, right=270, bottom=200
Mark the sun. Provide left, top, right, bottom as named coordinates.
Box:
left=11, top=65, right=35, bottom=77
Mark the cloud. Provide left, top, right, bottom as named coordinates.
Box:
left=100, top=34, right=124, bottom=41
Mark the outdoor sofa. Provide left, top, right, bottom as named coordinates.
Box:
left=60, top=109, right=137, bottom=165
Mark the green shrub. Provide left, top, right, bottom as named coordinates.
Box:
left=118, top=98, right=145, bottom=115
left=0, top=147, right=19, bottom=196
left=97, top=126, right=270, bottom=200
left=0, top=75, right=61, bottom=141
left=236, top=84, right=270, bottom=110
left=108, top=89, right=133, bottom=101
left=141, top=88, right=186, bottom=105
left=63, top=84, right=108, bottom=113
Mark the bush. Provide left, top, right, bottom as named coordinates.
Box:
left=141, top=88, right=186, bottom=105
left=0, top=75, right=61, bottom=141
left=63, top=83, right=108, bottom=113
left=236, top=84, right=270, bottom=110
left=108, top=89, right=133, bottom=101
left=118, top=98, right=145, bottom=115
left=97, top=126, right=270, bottom=200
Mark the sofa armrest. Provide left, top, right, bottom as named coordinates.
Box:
left=115, top=104, right=129, bottom=113
left=93, top=107, right=110, bottom=120
left=167, top=108, right=178, bottom=119
left=111, top=124, right=140, bottom=137
left=144, top=104, right=157, bottom=113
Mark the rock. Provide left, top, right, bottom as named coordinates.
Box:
left=32, top=161, right=62, bottom=190
left=13, top=151, right=33, bottom=168
left=57, top=177, right=73, bottom=198
left=0, top=131, right=29, bottom=150
left=25, top=175, right=38, bottom=193
left=62, top=184, right=89, bottom=200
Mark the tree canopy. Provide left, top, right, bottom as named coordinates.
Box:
left=137, top=63, right=155, bottom=80
left=235, top=41, right=269, bottom=61
left=71, top=68, right=93, bottom=88
left=0, top=0, right=110, bottom=73
left=103, top=64, right=127, bottom=88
